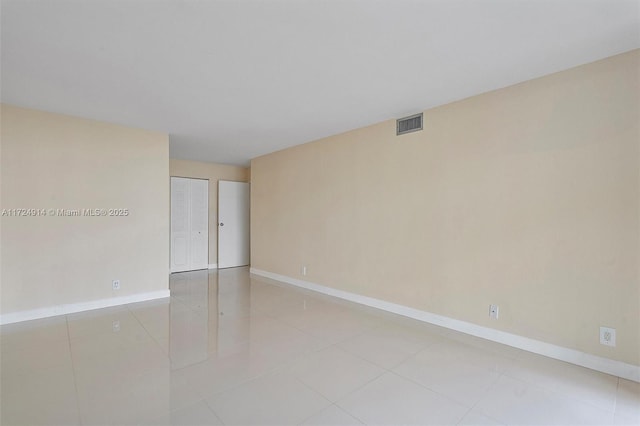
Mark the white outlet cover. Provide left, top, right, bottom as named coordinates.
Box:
left=489, top=304, right=499, bottom=319
left=600, top=327, right=616, bottom=347
left=112, top=279, right=120, bottom=290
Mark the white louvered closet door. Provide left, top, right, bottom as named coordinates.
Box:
left=171, top=177, right=209, bottom=272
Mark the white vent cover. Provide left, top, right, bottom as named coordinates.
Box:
left=396, top=113, right=423, bottom=135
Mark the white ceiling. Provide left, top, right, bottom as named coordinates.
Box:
left=2, top=0, right=639, bottom=166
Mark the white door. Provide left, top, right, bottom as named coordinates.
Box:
left=218, top=181, right=250, bottom=269
left=171, top=177, right=209, bottom=272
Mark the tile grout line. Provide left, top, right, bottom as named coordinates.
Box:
left=181, top=398, right=227, bottom=426
left=457, top=358, right=511, bottom=425
left=292, top=342, right=421, bottom=425
left=328, top=369, right=387, bottom=425
left=199, top=397, right=228, bottom=426
left=289, top=374, right=337, bottom=424
left=65, top=315, right=83, bottom=425
left=498, top=373, right=618, bottom=419
left=307, top=325, right=467, bottom=424
left=125, top=300, right=177, bottom=424
left=613, top=376, right=620, bottom=419
left=455, top=406, right=476, bottom=426
left=373, top=336, right=512, bottom=420
left=385, top=369, right=475, bottom=414
left=499, top=359, right=620, bottom=416
left=126, top=301, right=171, bottom=358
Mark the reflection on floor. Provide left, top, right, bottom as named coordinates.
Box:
left=1, top=267, right=638, bottom=425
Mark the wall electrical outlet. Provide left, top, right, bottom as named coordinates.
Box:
left=112, top=279, right=120, bottom=290
left=301, top=266, right=307, bottom=276
left=489, top=304, right=499, bottom=319
left=112, top=320, right=121, bottom=333
left=600, top=327, right=616, bottom=347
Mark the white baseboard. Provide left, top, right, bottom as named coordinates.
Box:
left=0, top=290, right=170, bottom=325
left=250, top=268, right=640, bottom=383
left=208, top=263, right=218, bottom=269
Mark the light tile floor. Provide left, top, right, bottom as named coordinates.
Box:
left=1, top=267, right=638, bottom=425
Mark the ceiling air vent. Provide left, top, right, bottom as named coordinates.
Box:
left=396, top=113, right=423, bottom=136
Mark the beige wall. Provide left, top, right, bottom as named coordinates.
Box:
left=251, top=50, right=640, bottom=365
left=1, top=105, right=170, bottom=314
left=169, top=159, right=249, bottom=266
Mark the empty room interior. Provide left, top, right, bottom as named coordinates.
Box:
left=1, top=1, right=639, bottom=425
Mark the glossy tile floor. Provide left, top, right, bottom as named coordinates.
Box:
left=1, top=267, right=638, bottom=426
